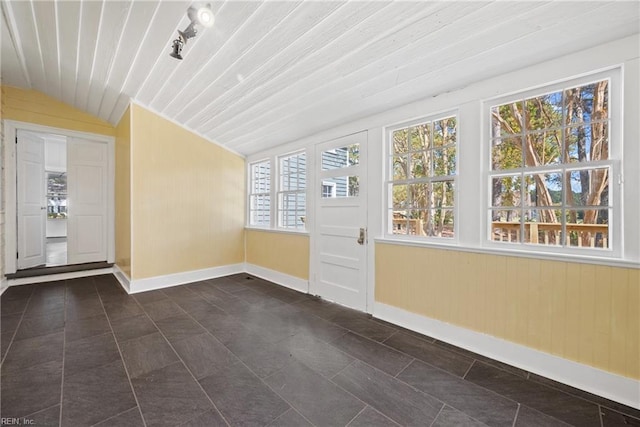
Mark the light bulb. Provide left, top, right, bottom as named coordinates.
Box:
left=197, top=7, right=214, bottom=28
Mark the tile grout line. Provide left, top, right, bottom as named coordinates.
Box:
left=21, top=403, right=61, bottom=422
left=428, top=403, right=446, bottom=427
left=171, top=285, right=363, bottom=426
left=259, top=367, right=321, bottom=427
left=248, top=294, right=450, bottom=425
left=268, top=407, right=315, bottom=427
left=327, top=354, right=453, bottom=425
left=380, top=329, right=399, bottom=344
left=9, top=275, right=637, bottom=425
left=344, top=405, right=367, bottom=427
left=58, top=281, right=68, bottom=426
left=129, top=294, right=233, bottom=427
left=172, top=294, right=320, bottom=424
left=511, top=403, right=521, bottom=427
left=171, top=286, right=320, bottom=426
left=525, top=372, right=635, bottom=415
left=326, top=359, right=372, bottom=403
left=88, top=407, right=137, bottom=427
left=95, top=279, right=149, bottom=427
left=192, top=278, right=640, bottom=422
left=394, top=357, right=416, bottom=379
left=324, top=327, right=428, bottom=381
left=0, top=288, right=35, bottom=366
left=462, top=359, right=476, bottom=379
left=461, top=360, right=600, bottom=426
left=598, top=404, right=604, bottom=427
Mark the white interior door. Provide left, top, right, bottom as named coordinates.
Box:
left=17, top=131, right=46, bottom=269
left=67, top=138, right=108, bottom=264
left=314, top=132, right=368, bottom=311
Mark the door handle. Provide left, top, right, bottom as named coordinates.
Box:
left=41, top=207, right=47, bottom=210
left=357, top=227, right=366, bottom=245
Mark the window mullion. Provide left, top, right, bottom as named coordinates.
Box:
left=488, top=75, right=614, bottom=252
left=386, top=114, right=457, bottom=240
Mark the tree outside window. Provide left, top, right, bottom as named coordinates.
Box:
left=388, top=115, right=457, bottom=238
left=490, top=79, right=611, bottom=249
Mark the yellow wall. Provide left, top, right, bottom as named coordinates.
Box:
left=115, top=106, right=131, bottom=277
left=1, top=86, right=115, bottom=136
left=0, top=86, right=115, bottom=280
left=375, top=243, right=640, bottom=379
left=245, top=230, right=310, bottom=280
left=130, top=104, right=245, bottom=280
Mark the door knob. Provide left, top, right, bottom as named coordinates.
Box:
left=357, top=227, right=366, bottom=245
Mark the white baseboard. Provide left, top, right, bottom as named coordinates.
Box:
left=374, top=302, right=640, bottom=410
left=6, top=268, right=114, bottom=287
left=244, top=263, right=309, bottom=294
left=128, top=263, right=245, bottom=294
left=113, top=264, right=131, bottom=293
left=0, top=278, right=8, bottom=296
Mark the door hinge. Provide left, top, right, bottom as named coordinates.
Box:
left=15, top=136, right=18, bottom=144
left=16, top=251, right=19, bottom=259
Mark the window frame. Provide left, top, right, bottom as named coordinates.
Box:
left=482, top=68, right=622, bottom=259
left=384, top=111, right=459, bottom=242
left=321, top=181, right=336, bottom=198
left=247, top=158, right=272, bottom=228
left=276, top=150, right=307, bottom=230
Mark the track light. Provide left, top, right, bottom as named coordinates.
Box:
left=170, top=38, right=184, bottom=60
left=169, top=3, right=214, bottom=60
left=195, top=5, right=214, bottom=28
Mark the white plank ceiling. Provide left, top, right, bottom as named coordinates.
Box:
left=1, top=1, right=639, bottom=156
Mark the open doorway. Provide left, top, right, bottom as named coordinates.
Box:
left=46, top=169, right=68, bottom=266
left=15, top=128, right=109, bottom=271
left=45, top=136, right=68, bottom=266
left=4, top=120, right=115, bottom=277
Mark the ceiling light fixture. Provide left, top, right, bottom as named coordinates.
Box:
left=170, top=3, right=214, bottom=60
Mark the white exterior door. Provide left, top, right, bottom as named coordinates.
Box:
left=67, top=138, right=108, bottom=264
left=313, top=132, right=368, bottom=311
left=17, top=131, right=46, bottom=269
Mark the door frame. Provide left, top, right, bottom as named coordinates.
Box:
left=310, top=130, right=370, bottom=312
left=3, top=120, right=115, bottom=275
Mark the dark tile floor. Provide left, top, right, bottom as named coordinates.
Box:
left=1, top=274, right=638, bottom=427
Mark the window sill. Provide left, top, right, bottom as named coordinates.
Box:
left=244, top=227, right=310, bottom=237
left=374, top=237, right=640, bottom=269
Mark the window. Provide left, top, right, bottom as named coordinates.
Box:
left=278, top=152, right=306, bottom=229
left=320, top=144, right=360, bottom=198
left=248, top=160, right=271, bottom=226
left=387, top=115, right=457, bottom=238
left=321, top=145, right=359, bottom=170
left=489, top=77, right=613, bottom=250
left=322, top=182, right=336, bottom=198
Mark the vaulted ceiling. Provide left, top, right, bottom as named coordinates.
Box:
left=1, top=1, right=639, bottom=156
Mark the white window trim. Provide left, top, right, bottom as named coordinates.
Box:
left=276, top=150, right=307, bottom=231
left=246, top=150, right=309, bottom=233
left=322, top=181, right=336, bottom=198
left=247, top=158, right=272, bottom=228
left=481, top=68, right=623, bottom=259
left=384, top=111, right=459, bottom=243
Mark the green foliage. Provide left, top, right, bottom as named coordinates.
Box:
left=391, top=117, right=456, bottom=237
left=491, top=80, right=610, bottom=229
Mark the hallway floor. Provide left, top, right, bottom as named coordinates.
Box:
left=1, top=274, right=638, bottom=426
left=46, top=237, right=67, bottom=267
